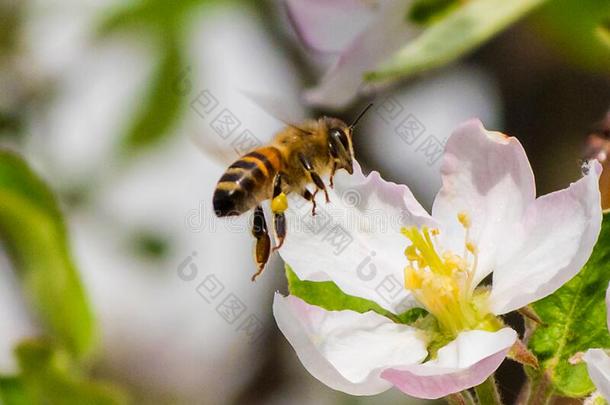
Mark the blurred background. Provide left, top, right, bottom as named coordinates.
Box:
left=0, top=0, right=608, bottom=404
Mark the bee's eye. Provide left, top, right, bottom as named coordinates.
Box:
left=330, top=128, right=349, bottom=150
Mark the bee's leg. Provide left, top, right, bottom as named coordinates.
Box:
left=251, top=205, right=271, bottom=282
left=302, top=188, right=317, bottom=216
left=271, top=173, right=287, bottom=252
left=311, top=172, right=330, bottom=203
left=299, top=154, right=330, bottom=203
left=329, top=162, right=337, bottom=189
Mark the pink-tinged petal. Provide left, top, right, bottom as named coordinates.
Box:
left=273, top=294, right=428, bottom=395
left=432, top=119, right=536, bottom=289
left=304, top=0, right=417, bottom=108
left=584, top=349, right=610, bottom=401
left=381, top=328, right=516, bottom=399
left=285, top=0, right=376, bottom=53
left=489, top=161, right=602, bottom=315
left=278, top=161, right=437, bottom=314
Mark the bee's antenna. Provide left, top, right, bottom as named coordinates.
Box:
left=350, top=103, right=374, bottom=129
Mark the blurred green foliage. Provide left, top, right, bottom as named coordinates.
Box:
left=0, top=151, right=129, bottom=403
left=598, top=19, right=610, bottom=48
left=0, top=340, right=128, bottom=405
left=0, top=151, right=95, bottom=357
left=129, top=229, right=171, bottom=261
left=0, top=1, right=23, bottom=55
left=368, top=0, right=548, bottom=81
left=408, top=0, right=461, bottom=26
left=535, top=0, right=610, bottom=73
left=97, top=0, right=240, bottom=154
left=120, top=35, right=186, bottom=152
left=528, top=213, right=610, bottom=397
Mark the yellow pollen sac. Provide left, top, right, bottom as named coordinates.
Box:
left=466, top=241, right=478, bottom=254
left=404, top=245, right=419, bottom=261
left=271, top=192, right=289, bottom=213
left=457, top=211, right=471, bottom=228
left=430, top=228, right=440, bottom=236
left=442, top=252, right=466, bottom=272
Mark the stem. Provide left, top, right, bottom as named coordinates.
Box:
left=474, top=375, right=503, bottom=405
left=447, top=391, right=476, bottom=405
left=523, top=372, right=555, bottom=405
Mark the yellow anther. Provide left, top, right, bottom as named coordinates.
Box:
left=271, top=192, right=289, bottom=213
left=405, top=245, right=419, bottom=261
left=430, top=228, right=440, bottom=236
left=404, top=266, right=422, bottom=289
left=442, top=252, right=464, bottom=272
left=466, top=241, right=478, bottom=254
left=457, top=211, right=471, bottom=228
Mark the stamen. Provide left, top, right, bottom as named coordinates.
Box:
left=466, top=241, right=477, bottom=254
left=401, top=220, right=491, bottom=337
left=404, top=266, right=422, bottom=289
left=457, top=211, right=471, bottom=228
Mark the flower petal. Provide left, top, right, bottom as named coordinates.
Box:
left=584, top=349, right=610, bottom=401
left=304, top=0, right=417, bottom=108
left=285, top=0, right=375, bottom=53
left=432, top=119, right=536, bottom=288
left=489, top=161, right=602, bottom=315
left=273, top=293, right=428, bottom=395
left=381, top=328, right=517, bottom=399
left=278, top=161, right=437, bottom=313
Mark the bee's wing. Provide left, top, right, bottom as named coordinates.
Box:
left=240, top=89, right=308, bottom=126
left=190, top=90, right=307, bottom=166
left=190, top=133, right=241, bottom=166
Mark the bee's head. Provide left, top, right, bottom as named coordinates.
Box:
left=325, top=104, right=373, bottom=175
left=326, top=120, right=355, bottom=174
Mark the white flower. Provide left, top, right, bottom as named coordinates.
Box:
left=583, top=283, right=610, bottom=401
left=285, top=0, right=417, bottom=108
left=273, top=119, right=602, bottom=398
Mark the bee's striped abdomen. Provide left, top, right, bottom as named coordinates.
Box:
left=213, top=147, right=282, bottom=217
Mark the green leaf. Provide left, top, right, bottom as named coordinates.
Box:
left=533, top=0, right=610, bottom=73
left=0, top=340, right=128, bottom=405
left=0, top=151, right=96, bottom=357
left=528, top=212, right=610, bottom=397
left=285, top=266, right=426, bottom=324
left=367, top=0, right=548, bottom=82
left=408, top=0, right=461, bottom=26
left=120, top=36, right=187, bottom=153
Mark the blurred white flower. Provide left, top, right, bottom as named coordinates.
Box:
left=285, top=0, right=417, bottom=108
left=583, top=283, right=610, bottom=401
left=274, top=120, right=602, bottom=398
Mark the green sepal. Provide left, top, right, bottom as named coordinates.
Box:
left=285, top=266, right=427, bottom=325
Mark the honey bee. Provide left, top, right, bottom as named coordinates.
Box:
left=213, top=104, right=372, bottom=281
